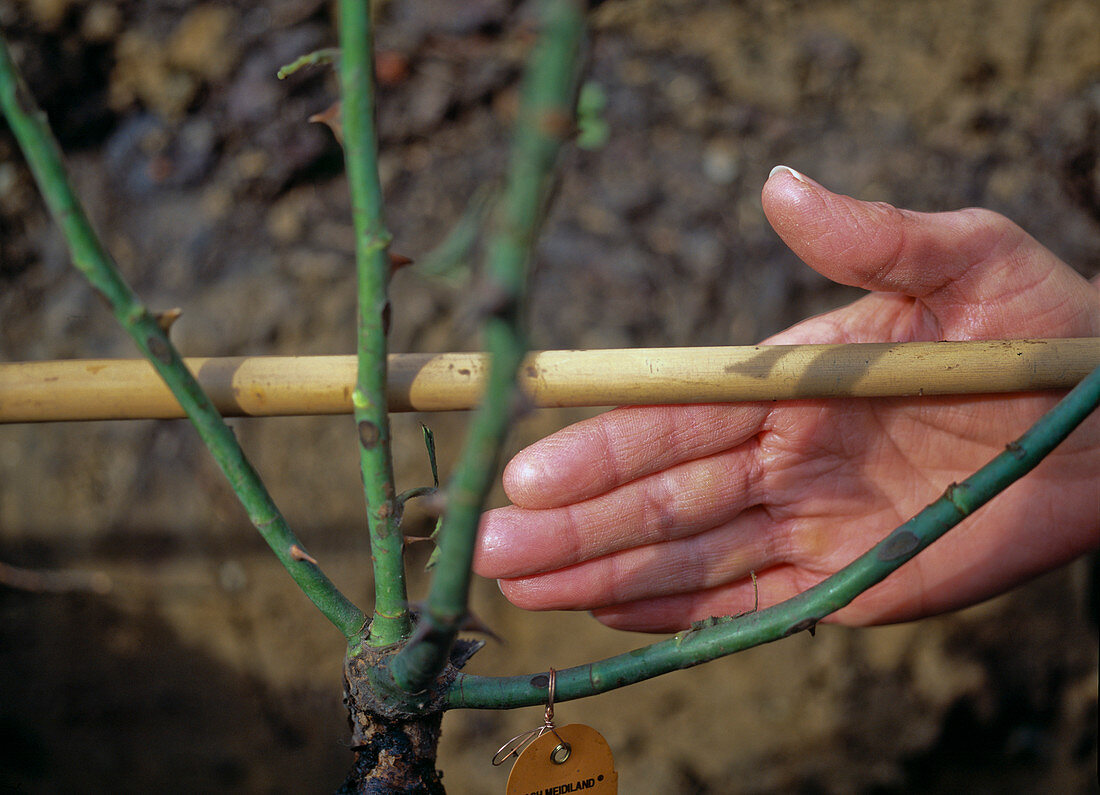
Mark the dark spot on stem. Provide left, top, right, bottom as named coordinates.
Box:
left=358, top=420, right=380, bottom=448
left=1005, top=441, right=1026, bottom=460
left=146, top=334, right=172, bottom=364
left=538, top=108, right=576, bottom=139
left=382, top=300, right=392, bottom=336
left=530, top=674, right=549, bottom=690
left=878, top=529, right=920, bottom=561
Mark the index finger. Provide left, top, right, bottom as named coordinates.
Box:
left=503, top=402, right=771, bottom=508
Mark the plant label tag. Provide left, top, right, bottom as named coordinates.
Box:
left=506, top=723, right=617, bottom=795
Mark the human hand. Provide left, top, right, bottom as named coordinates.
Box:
left=474, top=167, right=1100, bottom=632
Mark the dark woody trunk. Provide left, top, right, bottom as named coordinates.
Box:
left=338, top=640, right=482, bottom=793
left=337, top=709, right=445, bottom=794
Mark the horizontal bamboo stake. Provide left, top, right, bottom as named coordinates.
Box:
left=1, top=338, right=1097, bottom=423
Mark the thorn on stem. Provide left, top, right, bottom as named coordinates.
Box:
left=458, top=611, right=504, bottom=644
left=733, top=570, right=759, bottom=618
left=388, top=251, right=414, bottom=273
left=407, top=600, right=504, bottom=644
left=784, top=617, right=819, bottom=638
left=450, top=637, right=485, bottom=669
left=309, top=102, right=343, bottom=144
left=154, top=307, right=183, bottom=333
left=289, top=544, right=318, bottom=565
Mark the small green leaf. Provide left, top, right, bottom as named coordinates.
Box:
left=421, top=423, right=439, bottom=488
left=576, top=80, right=609, bottom=150
left=424, top=515, right=444, bottom=571
left=277, top=48, right=340, bottom=80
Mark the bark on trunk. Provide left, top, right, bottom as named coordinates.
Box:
left=341, top=637, right=483, bottom=792
left=337, top=709, right=445, bottom=794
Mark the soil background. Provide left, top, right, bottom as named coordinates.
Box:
left=1, top=1, right=1098, bottom=792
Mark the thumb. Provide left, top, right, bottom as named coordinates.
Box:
left=761, top=166, right=1099, bottom=338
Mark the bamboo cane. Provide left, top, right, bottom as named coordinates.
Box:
left=1, top=338, right=1097, bottom=423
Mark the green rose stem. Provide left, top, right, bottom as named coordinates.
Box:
left=0, top=36, right=366, bottom=643
left=446, top=360, right=1100, bottom=708
left=388, top=0, right=587, bottom=693
left=337, top=0, right=411, bottom=648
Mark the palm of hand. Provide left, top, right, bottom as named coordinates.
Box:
left=748, top=381, right=1080, bottom=626
left=476, top=176, right=1100, bottom=633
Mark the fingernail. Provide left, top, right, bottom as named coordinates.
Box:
left=768, top=164, right=809, bottom=184
left=497, top=579, right=506, bottom=596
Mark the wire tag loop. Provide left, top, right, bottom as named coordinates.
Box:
left=492, top=668, right=570, bottom=766
left=496, top=669, right=619, bottom=793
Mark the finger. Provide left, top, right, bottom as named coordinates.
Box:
left=762, top=165, right=1027, bottom=297
left=497, top=507, right=780, bottom=611
left=763, top=167, right=1099, bottom=338
left=476, top=442, right=766, bottom=579
left=503, top=403, right=770, bottom=509
left=590, top=566, right=808, bottom=634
